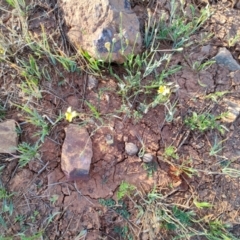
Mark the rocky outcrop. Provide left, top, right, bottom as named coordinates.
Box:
left=59, top=0, right=142, bottom=63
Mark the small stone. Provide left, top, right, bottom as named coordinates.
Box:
left=0, top=120, right=18, bottom=154
left=66, top=95, right=79, bottom=107
left=28, top=160, right=42, bottom=173
left=125, top=142, right=138, bottom=156
left=61, top=125, right=93, bottom=180
left=88, top=75, right=99, bottom=90
left=123, top=136, right=128, bottom=142
left=214, top=47, right=240, bottom=72
left=142, top=153, right=153, bottom=163
left=222, top=98, right=240, bottom=123
left=105, top=134, right=114, bottom=145
left=87, top=223, right=93, bottom=229
left=192, top=141, right=205, bottom=149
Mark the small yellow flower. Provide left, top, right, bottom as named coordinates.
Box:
left=65, top=107, right=78, bottom=122
left=0, top=47, right=4, bottom=55
left=104, top=42, right=111, bottom=52
left=158, top=85, right=170, bottom=96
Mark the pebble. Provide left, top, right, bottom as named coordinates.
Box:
left=105, top=134, right=114, bottom=145
left=125, top=142, right=138, bottom=156
left=87, top=75, right=99, bottom=90
left=142, top=153, right=153, bottom=163
left=222, top=98, right=240, bottom=123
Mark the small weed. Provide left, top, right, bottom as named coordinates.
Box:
left=49, top=195, right=58, bottom=205
left=172, top=205, right=194, bottom=227
left=1, top=199, right=14, bottom=216
left=209, top=137, right=225, bottom=157
left=18, top=55, right=42, bottom=80
left=14, top=214, right=25, bottom=224
left=54, top=55, right=78, bottom=73
left=206, top=220, right=237, bottom=240
left=157, top=1, right=211, bottom=48
left=184, top=112, right=226, bottom=134
left=205, top=91, right=228, bottom=102
left=85, top=101, right=101, bottom=120
left=16, top=142, right=39, bottom=167
left=164, top=145, right=179, bottom=159
left=99, top=198, right=130, bottom=219
left=78, top=50, right=104, bottom=75
left=193, top=199, right=213, bottom=209
left=117, top=181, right=136, bottom=200
left=30, top=211, right=39, bottom=223
left=227, top=33, right=240, bottom=47
left=98, top=198, right=116, bottom=207
left=192, top=59, right=215, bottom=72
left=179, top=164, right=198, bottom=178
left=20, top=78, right=42, bottom=99
left=222, top=167, right=240, bottom=178
left=114, top=226, right=133, bottom=240
left=143, top=160, right=158, bottom=177
left=114, top=50, right=176, bottom=117
left=0, top=187, right=14, bottom=200
left=0, top=104, right=6, bottom=120
left=44, top=212, right=61, bottom=227
left=0, top=184, right=14, bottom=229
left=164, top=100, right=178, bottom=123
left=20, top=106, right=49, bottom=143
left=5, top=0, right=15, bottom=7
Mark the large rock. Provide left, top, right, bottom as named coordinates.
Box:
left=61, top=125, right=93, bottom=180
left=59, top=0, right=142, bottom=63
left=0, top=120, right=18, bottom=154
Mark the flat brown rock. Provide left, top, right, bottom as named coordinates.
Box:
left=61, top=125, right=93, bottom=180
left=0, top=120, right=18, bottom=154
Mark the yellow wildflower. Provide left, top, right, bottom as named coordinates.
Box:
left=104, top=42, right=111, bottom=52
left=65, top=107, right=78, bottom=122
left=158, top=85, right=170, bottom=96
left=0, top=47, right=4, bottom=55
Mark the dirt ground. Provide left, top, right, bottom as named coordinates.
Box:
left=1, top=0, right=240, bottom=239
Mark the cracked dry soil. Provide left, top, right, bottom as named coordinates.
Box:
left=1, top=0, right=240, bottom=239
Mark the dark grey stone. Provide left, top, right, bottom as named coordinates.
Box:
left=215, top=47, right=240, bottom=71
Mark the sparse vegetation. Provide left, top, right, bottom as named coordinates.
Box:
left=184, top=112, right=227, bottom=134
left=0, top=0, right=239, bottom=239
left=16, top=142, right=39, bottom=167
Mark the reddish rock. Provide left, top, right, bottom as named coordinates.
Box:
left=59, top=0, right=142, bottom=63
left=61, top=125, right=93, bottom=180
left=0, top=120, right=18, bottom=153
